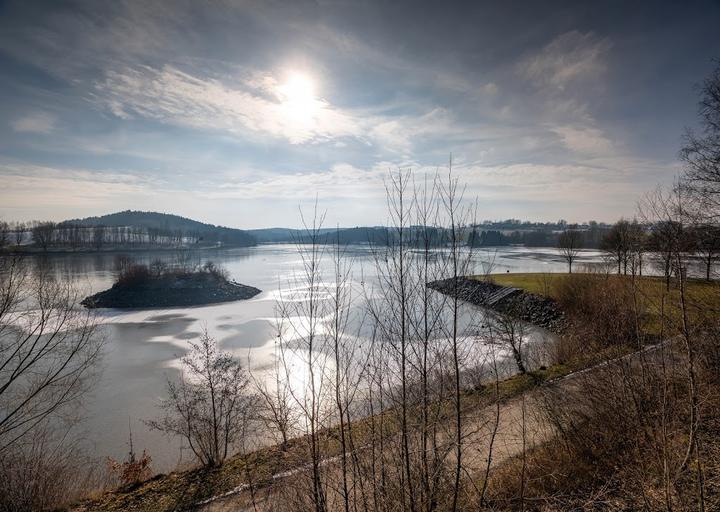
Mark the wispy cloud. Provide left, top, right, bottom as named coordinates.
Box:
left=551, top=124, right=613, bottom=155
left=0, top=163, right=158, bottom=211
left=11, top=112, right=56, bottom=134
left=518, top=31, right=612, bottom=92
left=95, top=65, right=362, bottom=145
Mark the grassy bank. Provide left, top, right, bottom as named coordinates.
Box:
left=481, top=272, right=720, bottom=336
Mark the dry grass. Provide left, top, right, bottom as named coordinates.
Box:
left=482, top=333, right=720, bottom=511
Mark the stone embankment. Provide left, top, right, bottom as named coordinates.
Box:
left=427, top=277, right=565, bottom=331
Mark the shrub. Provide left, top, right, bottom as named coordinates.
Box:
left=202, top=261, right=229, bottom=281
left=149, top=258, right=167, bottom=277
left=114, top=260, right=229, bottom=287
left=116, top=264, right=151, bottom=287
left=0, top=427, right=96, bottom=512
left=107, top=449, right=152, bottom=488
left=146, top=331, right=253, bottom=467
left=552, top=272, right=646, bottom=347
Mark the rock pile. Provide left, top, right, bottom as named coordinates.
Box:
left=427, top=277, right=565, bottom=332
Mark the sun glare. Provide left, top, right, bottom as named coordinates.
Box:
left=278, top=72, right=320, bottom=124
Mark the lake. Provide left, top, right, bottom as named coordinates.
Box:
left=12, top=244, right=609, bottom=471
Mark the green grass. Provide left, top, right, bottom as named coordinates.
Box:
left=480, top=272, right=562, bottom=297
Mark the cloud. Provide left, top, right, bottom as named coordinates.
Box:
left=551, top=124, right=613, bottom=155
left=208, top=162, right=396, bottom=201
left=518, top=31, right=611, bottom=91
left=0, top=163, right=158, bottom=210
left=93, top=64, right=486, bottom=158
left=0, top=151, right=676, bottom=225
left=480, top=83, right=499, bottom=95
left=368, top=108, right=474, bottom=156
left=95, top=65, right=362, bottom=145
left=11, top=112, right=56, bottom=134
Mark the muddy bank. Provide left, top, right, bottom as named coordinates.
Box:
left=428, top=277, right=565, bottom=331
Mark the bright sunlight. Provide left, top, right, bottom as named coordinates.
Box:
left=277, top=71, right=321, bottom=124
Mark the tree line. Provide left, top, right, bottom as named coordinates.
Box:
left=555, top=207, right=720, bottom=281
left=469, top=220, right=609, bottom=248
left=0, top=221, right=241, bottom=252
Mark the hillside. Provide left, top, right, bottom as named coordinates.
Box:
left=247, top=226, right=445, bottom=245
left=61, top=211, right=256, bottom=247
left=246, top=226, right=388, bottom=244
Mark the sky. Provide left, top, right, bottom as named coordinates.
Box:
left=1, top=0, right=719, bottom=228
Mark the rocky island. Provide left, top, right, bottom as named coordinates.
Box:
left=81, top=261, right=261, bottom=309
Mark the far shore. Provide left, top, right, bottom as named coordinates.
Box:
left=0, top=243, right=255, bottom=255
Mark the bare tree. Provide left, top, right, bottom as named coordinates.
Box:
left=30, top=221, right=56, bottom=252
left=601, top=219, right=631, bottom=274
left=639, top=184, right=706, bottom=509
left=147, top=330, right=253, bottom=467
left=641, top=186, right=695, bottom=290
left=437, top=161, right=477, bottom=512
left=276, top=202, right=330, bottom=512
left=367, top=170, right=418, bottom=512
left=0, top=257, right=103, bottom=453
left=410, top=171, right=451, bottom=512
left=0, top=257, right=103, bottom=510
left=12, top=222, right=25, bottom=247
left=626, top=220, right=647, bottom=277
left=92, top=225, right=106, bottom=251
left=478, top=344, right=501, bottom=507
left=251, top=350, right=296, bottom=451
left=558, top=229, right=583, bottom=273
left=692, top=224, right=720, bottom=280
left=0, top=222, right=9, bottom=251
left=680, top=61, right=720, bottom=218
left=326, top=228, right=358, bottom=512
left=490, top=310, right=528, bottom=375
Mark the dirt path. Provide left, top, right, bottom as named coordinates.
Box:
left=196, top=390, right=553, bottom=511
left=196, top=338, right=675, bottom=511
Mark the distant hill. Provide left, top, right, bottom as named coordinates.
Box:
left=62, top=211, right=256, bottom=247
left=247, top=226, right=392, bottom=244
left=247, top=226, right=452, bottom=246
left=245, top=228, right=310, bottom=243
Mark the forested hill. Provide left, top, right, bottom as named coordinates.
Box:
left=247, top=226, right=442, bottom=245
left=247, top=226, right=390, bottom=244
left=61, top=210, right=256, bottom=247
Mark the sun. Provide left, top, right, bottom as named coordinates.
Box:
left=277, top=72, right=320, bottom=123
